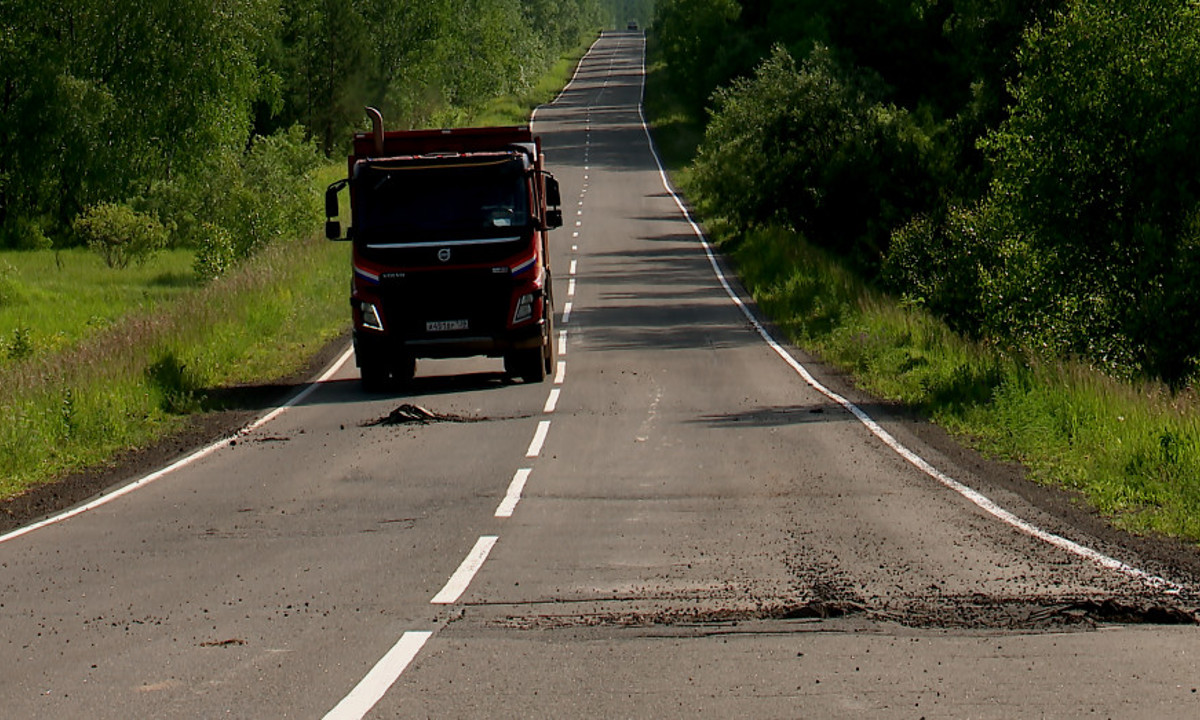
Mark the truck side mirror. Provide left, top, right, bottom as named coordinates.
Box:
left=542, top=174, right=562, bottom=229
left=545, top=175, right=561, bottom=207
left=325, top=179, right=348, bottom=240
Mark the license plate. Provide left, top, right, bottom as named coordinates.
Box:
left=426, top=319, right=468, bottom=332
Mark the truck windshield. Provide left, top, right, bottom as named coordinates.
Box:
left=355, top=156, right=529, bottom=240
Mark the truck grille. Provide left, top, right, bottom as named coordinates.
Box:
left=378, top=268, right=511, bottom=339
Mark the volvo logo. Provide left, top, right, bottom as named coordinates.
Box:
left=437, top=248, right=451, bottom=263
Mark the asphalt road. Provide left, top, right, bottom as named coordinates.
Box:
left=4, top=32, right=1200, bottom=719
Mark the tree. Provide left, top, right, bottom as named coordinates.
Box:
left=693, top=45, right=943, bottom=267
left=889, top=0, right=1200, bottom=383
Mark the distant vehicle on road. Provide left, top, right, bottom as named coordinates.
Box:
left=325, top=109, right=563, bottom=389
left=627, top=21, right=638, bottom=30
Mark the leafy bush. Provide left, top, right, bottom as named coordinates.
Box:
left=887, top=0, right=1200, bottom=384
left=73, top=203, right=168, bottom=269
left=692, top=44, right=943, bottom=270
left=0, top=216, right=53, bottom=250
left=6, top=326, right=34, bottom=360
left=144, top=125, right=320, bottom=280
left=652, top=0, right=745, bottom=112
left=192, top=223, right=236, bottom=283
left=234, top=125, right=322, bottom=257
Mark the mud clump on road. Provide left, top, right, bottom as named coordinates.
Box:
left=365, top=404, right=484, bottom=427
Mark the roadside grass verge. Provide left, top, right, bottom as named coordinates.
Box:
left=721, top=225, right=1200, bottom=541
left=0, top=234, right=346, bottom=497
left=0, top=249, right=198, bottom=362
left=642, top=38, right=705, bottom=180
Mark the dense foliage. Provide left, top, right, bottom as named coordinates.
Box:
left=657, top=0, right=1200, bottom=386
left=0, top=0, right=624, bottom=274
left=693, top=44, right=943, bottom=268
left=890, top=1, right=1200, bottom=384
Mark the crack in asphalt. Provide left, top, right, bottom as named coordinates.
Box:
left=461, top=595, right=1200, bottom=632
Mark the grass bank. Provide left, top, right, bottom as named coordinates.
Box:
left=725, top=226, right=1200, bottom=540
left=0, top=234, right=346, bottom=497
left=0, top=249, right=199, bottom=362
left=0, top=34, right=601, bottom=501
left=644, top=37, right=1200, bottom=544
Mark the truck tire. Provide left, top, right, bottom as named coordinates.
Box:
left=392, top=354, right=416, bottom=384
left=506, top=300, right=554, bottom=383
left=360, top=363, right=389, bottom=393
left=505, top=347, right=545, bottom=383
left=543, top=306, right=556, bottom=376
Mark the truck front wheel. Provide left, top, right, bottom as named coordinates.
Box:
left=505, top=347, right=546, bottom=383
left=359, top=353, right=415, bottom=392
left=360, top=363, right=389, bottom=393
left=506, top=305, right=554, bottom=383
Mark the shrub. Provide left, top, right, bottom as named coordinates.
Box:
left=142, top=125, right=321, bottom=280
left=692, top=44, right=943, bottom=271
left=192, top=223, right=236, bottom=283
left=889, top=0, right=1200, bottom=384
left=73, top=203, right=168, bottom=269
left=235, top=125, right=322, bottom=257
left=6, top=326, right=34, bottom=360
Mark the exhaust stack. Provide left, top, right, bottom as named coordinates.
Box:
left=366, top=107, right=384, bottom=154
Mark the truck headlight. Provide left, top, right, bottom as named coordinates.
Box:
left=513, top=293, right=535, bottom=324
left=360, top=302, right=385, bottom=331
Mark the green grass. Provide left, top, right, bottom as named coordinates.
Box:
left=721, top=225, right=1200, bottom=540
left=0, top=249, right=199, bottom=361
left=0, top=234, right=347, bottom=496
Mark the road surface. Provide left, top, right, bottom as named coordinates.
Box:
left=2, top=32, right=1199, bottom=719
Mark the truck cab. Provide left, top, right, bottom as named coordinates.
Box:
left=326, top=112, right=563, bottom=390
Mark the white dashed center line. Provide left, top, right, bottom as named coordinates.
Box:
left=526, top=420, right=552, bottom=458
left=496, top=469, right=533, bottom=518
left=321, top=631, right=432, bottom=720
left=431, top=536, right=499, bottom=605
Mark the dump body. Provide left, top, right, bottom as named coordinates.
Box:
left=326, top=123, right=562, bottom=388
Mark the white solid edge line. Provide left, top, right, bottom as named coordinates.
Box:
left=431, top=536, right=500, bottom=605
left=526, top=420, right=552, bottom=458
left=631, top=38, right=1183, bottom=595
left=0, top=345, right=356, bottom=546
left=544, top=388, right=561, bottom=414
left=496, top=468, right=533, bottom=518
left=322, top=630, right=433, bottom=720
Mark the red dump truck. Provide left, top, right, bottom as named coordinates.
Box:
left=325, top=109, right=563, bottom=390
